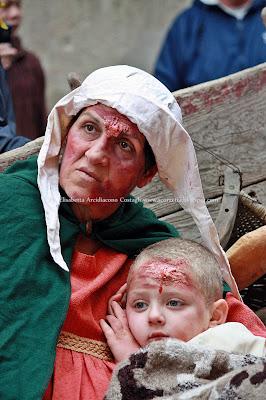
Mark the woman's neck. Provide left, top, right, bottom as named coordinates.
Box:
left=71, top=201, right=120, bottom=223
left=75, top=234, right=101, bottom=255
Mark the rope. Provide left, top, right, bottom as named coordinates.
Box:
left=57, top=331, right=114, bottom=362
left=193, top=140, right=241, bottom=174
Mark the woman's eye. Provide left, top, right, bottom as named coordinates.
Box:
left=84, top=124, right=96, bottom=134
left=167, top=299, right=182, bottom=308
left=119, top=140, right=132, bottom=152
left=134, top=301, right=147, bottom=310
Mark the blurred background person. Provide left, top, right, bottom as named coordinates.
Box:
left=154, top=0, right=266, bottom=91
left=0, top=0, right=46, bottom=140
left=0, top=64, right=29, bottom=152
left=0, top=2, right=29, bottom=152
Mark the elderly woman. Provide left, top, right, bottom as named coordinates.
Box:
left=0, top=65, right=261, bottom=400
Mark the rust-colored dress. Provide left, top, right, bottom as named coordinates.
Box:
left=43, top=245, right=132, bottom=400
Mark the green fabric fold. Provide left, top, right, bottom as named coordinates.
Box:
left=60, top=191, right=179, bottom=257
left=92, top=196, right=179, bottom=257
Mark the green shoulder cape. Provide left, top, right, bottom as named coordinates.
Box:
left=0, top=156, right=179, bottom=400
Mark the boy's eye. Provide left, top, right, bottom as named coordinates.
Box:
left=167, top=299, right=182, bottom=308
left=133, top=301, right=147, bottom=310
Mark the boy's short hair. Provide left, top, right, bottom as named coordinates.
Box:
left=128, top=238, right=223, bottom=304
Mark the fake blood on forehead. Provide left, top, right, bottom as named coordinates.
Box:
left=135, top=258, right=194, bottom=294
left=104, top=118, right=130, bottom=137
left=90, top=104, right=137, bottom=137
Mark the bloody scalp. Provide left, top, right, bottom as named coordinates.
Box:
left=130, top=257, right=195, bottom=294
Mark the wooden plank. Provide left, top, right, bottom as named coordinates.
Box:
left=177, top=63, right=266, bottom=191
left=0, top=137, right=43, bottom=172
left=160, top=198, right=222, bottom=242
left=134, top=63, right=266, bottom=217
left=160, top=180, right=266, bottom=245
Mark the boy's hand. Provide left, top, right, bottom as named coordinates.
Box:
left=107, top=283, right=127, bottom=314
left=100, top=301, right=140, bottom=363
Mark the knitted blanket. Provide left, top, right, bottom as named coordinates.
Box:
left=105, top=339, right=266, bottom=400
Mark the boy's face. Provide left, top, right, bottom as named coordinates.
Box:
left=126, top=258, right=212, bottom=347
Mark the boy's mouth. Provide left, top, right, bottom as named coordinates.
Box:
left=148, top=332, right=168, bottom=342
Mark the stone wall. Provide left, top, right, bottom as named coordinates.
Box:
left=20, top=0, right=191, bottom=109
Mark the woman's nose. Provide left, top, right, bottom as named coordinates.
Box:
left=148, top=306, right=165, bottom=325
left=85, top=135, right=109, bottom=166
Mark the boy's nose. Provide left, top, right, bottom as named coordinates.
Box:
left=148, top=306, right=165, bottom=325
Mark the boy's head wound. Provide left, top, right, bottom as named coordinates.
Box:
left=130, top=258, right=193, bottom=295
left=128, top=238, right=223, bottom=304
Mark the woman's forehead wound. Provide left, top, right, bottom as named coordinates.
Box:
left=105, top=117, right=130, bottom=138
left=87, top=104, right=141, bottom=138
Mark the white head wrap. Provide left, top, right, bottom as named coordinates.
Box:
left=37, top=65, right=240, bottom=299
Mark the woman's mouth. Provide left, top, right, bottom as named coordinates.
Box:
left=78, top=168, right=101, bottom=182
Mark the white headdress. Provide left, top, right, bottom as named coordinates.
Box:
left=38, top=65, right=240, bottom=299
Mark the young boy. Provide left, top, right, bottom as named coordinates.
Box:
left=100, top=238, right=265, bottom=363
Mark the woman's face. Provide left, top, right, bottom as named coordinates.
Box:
left=59, top=104, right=153, bottom=220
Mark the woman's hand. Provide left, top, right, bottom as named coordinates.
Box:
left=100, top=301, right=140, bottom=363
left=107, top=283, right=127, bottom=314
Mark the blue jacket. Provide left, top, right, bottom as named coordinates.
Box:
left=154, top=0, right=266, bottom=91
left=0, top=65, right=29, bottom=153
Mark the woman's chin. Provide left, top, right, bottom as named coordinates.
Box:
left=70, top=197, right=121, bottom=221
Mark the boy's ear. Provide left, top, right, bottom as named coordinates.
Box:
left=137, top=165, right=158, bottom=188
left=208, top=299, right=228, bottom=328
